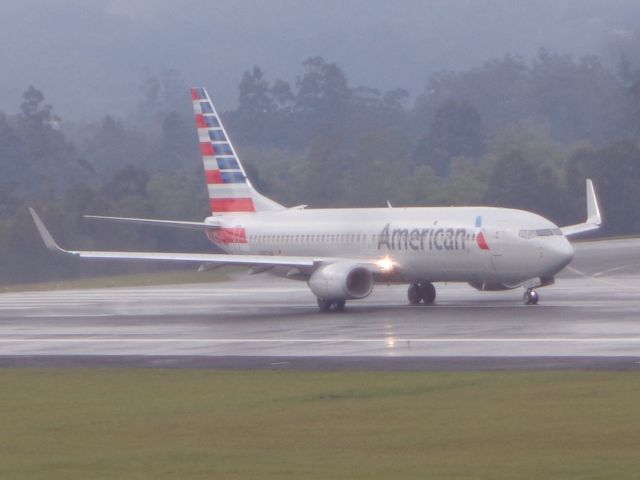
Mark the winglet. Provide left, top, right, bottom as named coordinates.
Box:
left=561, top=179, right=602, bottom=238
left=29, top=208, right=68, bottom=254
left=585, top=178, right=602, bottom=227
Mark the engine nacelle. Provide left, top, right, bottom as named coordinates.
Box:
left=308, top=263, right=374, bottom=300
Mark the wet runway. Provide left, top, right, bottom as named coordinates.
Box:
left=1, top=238, right=640, bottom=368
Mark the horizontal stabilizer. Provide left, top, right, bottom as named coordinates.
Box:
left=84, top=215, right=220, bottom=230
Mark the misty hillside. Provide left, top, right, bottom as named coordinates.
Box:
left=2, top=1, right=640, bottom=284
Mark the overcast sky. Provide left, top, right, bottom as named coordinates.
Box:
left=1, top=0, right=639, bottom=120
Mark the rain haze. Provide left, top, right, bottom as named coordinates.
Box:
left=5, top=4, right=640, bottom=477
left=3, top=0, right=640, bottom=285
left=1, top=0, right=640, bottom=118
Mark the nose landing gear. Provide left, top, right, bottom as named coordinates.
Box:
left=408, top=282, right=436, bottom=305
left=523, top=289, right=539, bottom=305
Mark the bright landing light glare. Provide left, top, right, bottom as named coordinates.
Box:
left=376, top=256, right=395, bottom=272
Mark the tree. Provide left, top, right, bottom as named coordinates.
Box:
left=0, top=113, right=26, bottom=191
left=103, top=164, right=150, bottom=201
left=158, top=111, right=198, bottom=171
left=415, top=55, right=528, bottom=135
left=20, top=86, right=57, bottom=126
left=82, top=116, right=143, bottom=175
left=238, top=66, right=275, bottom=116
left=345, top=130, right=411, bottom=207
left=299, top=134, right=351, bottom=207
left=296, top=56, right=350, bottom=121
left=566, top=140, right=640, bottom=233
left=413, top=99, right=486, bottom=177
left=527, top=49, right=631, bottom=142
left=234, top=66, right=277, bottom=146
left=270, top=79, right=295, bottom=110
left=138, top=69, right=189, bottom=124
left=382, top=88, right=410, bottom=113
left=486, top=150, right=564, bottom=222
left=15, top=86, right=89, bottom=199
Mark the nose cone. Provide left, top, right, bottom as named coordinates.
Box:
left=546, top=237, right=574, bottom=273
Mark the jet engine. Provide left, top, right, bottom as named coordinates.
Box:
left=308, top=263, right=374, bottom=300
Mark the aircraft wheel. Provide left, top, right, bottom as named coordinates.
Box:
left=317, top=298, right=346, bottom=313
left=523, top=289, right=539, bottom=305
left=407, top=284, right=422, bottom=305
left=333, top=299, right=346, bottom=312
left=317, top=298, right=333, bottom=312
left=423, top=282, right=436, bottom=305
left=408, top=282, right=436, bottom=305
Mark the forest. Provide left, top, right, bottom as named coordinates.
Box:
left=2, top=49, right=640, bottom=285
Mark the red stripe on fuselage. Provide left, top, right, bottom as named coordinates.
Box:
left=210, top=198, right=256, bottom=212
left=206, top=227, right=248, bottom=244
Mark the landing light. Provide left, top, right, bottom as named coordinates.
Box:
left=376, top=256, right=395, bottom=272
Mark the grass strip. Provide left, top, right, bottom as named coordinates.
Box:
left=0, top=267, right=239, bottom=293
left=1, top=369, right=639, bottom=479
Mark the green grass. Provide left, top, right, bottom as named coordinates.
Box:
left=0, top=268, right=239, bottom=293
left=1, top=369, right=639, bottom=479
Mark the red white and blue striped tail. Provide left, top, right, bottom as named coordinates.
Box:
left=191, top=87, right=284, bottom=214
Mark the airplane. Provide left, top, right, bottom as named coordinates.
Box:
left=30, top=87, right=602, bottom=312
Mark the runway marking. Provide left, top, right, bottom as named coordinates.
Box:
left=22, top=314, right=115, bottom=318
left=593, top=262, right=640, bottom=277
left=3, top=338, right=640, bottom=343
left=565, top=266, right=640, bottom=292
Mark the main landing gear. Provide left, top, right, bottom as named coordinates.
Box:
left=317, top=298, right=346, bottom=313
left=407, top=282, right=436, bottom=305
left=523, top=288, right=539, bottom=305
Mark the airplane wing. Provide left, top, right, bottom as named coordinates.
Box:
left=30, top=209, right=384, bottom=273
left=561, top=179, right=602, bottom=238
left=83, top=215, right=221, bottom=230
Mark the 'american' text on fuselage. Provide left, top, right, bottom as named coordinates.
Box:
left=377, top=223, right=468, bottom=251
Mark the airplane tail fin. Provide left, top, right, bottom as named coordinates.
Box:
left=191, top=87, right=284, bottom=214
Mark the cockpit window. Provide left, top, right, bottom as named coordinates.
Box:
left=519, top=228, right=563, bottom=239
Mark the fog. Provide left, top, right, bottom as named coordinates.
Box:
left=1, top=0, right=639, bottom=119
left=3, top=0, right=640, bottom=284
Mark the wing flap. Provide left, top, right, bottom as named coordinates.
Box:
left=66, top=250, right=317, bottom=268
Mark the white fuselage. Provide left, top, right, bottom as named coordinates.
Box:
left=205, top=206, right=574, bottom=286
